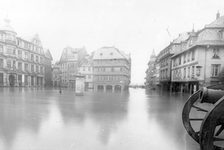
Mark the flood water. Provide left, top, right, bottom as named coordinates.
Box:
left=0, top=88, right=200, bottom=150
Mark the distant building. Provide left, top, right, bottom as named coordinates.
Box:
left=145, top=50, right=158, bottom=88
left=93, top=47, right=131, bottom=92
left=58, top=46, right=87, bottom=88
left=52, top=62, right=61, bottom=87
left=171, top=12, right=224, bottom=93
left=158, top=32, right=191, bottom=91
left=0, top=18, right=49, bottom=87
left=44, top=49, right=53, bottom=87
left=78, top=55, right=94, bottom=90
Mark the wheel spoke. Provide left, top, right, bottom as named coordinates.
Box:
left=192, top=105, right=208, bottom=112
left=213, top=137, right=224, bottom=141
left=189, top=118, right=204, bottom=121
left=215, top=125, right=224, bottom=136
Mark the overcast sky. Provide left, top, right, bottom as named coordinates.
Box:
left=0, top=0, right=224, bottom=84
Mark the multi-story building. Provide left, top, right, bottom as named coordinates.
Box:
left=0, top=19, right=48, bottom=87
left=171, top=12, right=224, bottom=93
left=58, top=46, right=87, bottom=88
left=158, top=32, right=191, bottom=91
left=93, top=47, right=131, bottom=92
left=52, top=62, right=61, bottom=87
left=145, top=50, right=157, bottom=88
left=44, top=49, right=53, bottom=87
left=78, top=55, right=93, bottom=90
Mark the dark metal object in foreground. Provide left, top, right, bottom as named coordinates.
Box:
left=182, top=84, right=224, bottom=150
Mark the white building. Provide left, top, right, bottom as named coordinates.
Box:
left=171, top=12, right=224, bottom=93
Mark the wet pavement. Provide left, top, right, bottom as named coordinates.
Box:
left=0, top=88, right=199, bottom=150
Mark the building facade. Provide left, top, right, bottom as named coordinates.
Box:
left=78, top=55, right=94, bottom=90
left=44, top=49, right=53, bottom=87
left=58, top=46, right=87, bottom=88
left=145, top=50, right=159, bottom=89
left=171, top=12, right=224, bottom=93
left=0, top=19, right=48, bottom=87
left=93, top=47, right=131, bottom=92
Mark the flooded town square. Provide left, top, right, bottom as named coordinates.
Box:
left=0, top=88, right=200, bottom=150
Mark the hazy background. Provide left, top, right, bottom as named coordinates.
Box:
left=0, top=0, right=224, bottom=84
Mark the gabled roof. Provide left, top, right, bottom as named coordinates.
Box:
left=93, top=47, right=130, bottom=60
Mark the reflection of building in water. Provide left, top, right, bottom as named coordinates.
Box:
left=56, top=47, right=87, bottom=88
left=93, top=47, right=131, bottom=92
left=0, top=18, right=52, bottom=87
left=0, top=88, right=50, bottom=148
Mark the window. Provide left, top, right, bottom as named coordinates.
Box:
left=120, top=67, right=123, bottom=71
left=178, top=57, right=181, bottom=65
left=0, top=59, right=3, bottom=68
left=0, top=45, right=3, bottom=53
left=36, top=56, right=39, bottom=62
left=18, top=62, right=22, bottom=71
left=212, top=48, right=220, bottom=59
left=31, top=65, right=34, bottom=72
left=25, top=52, right=28, bottom=60
left=83, top=67, right=85, bottom=71
left=25, top=63, right=29, bottom=72
left=184, top=68, right=186, bottom=79
left=188, top=67, right=190, bottom=78
left=187, top=52, right=190, bottom=62
left=196, top=66, right=201, bottom=76
left=31, top=54, right=34, bottom=61
left=218, top=30, right=224, bottom=39
left=192, top=66, right=195, bottom=78
left=7, top=60, right=11, bottom=68
left=18, top=50, right=22, bottom=58
left=184, top=54, right=186, bottom=63
left=211, top=64, right=221, bottom=77
left=88, top=67, right=91, bottom=71
left=192, top=50, right=195, bottom=61
left=36, top=66, right=39, bottom=73
left=111, top=67, right=114, bottom=72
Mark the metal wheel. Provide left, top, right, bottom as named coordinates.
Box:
left=200, top=96, right=224, bottom=150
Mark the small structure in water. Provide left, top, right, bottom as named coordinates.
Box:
left=75, top=75, right=85, bottom=96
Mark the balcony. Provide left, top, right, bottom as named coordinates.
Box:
left=5, top=39, right=16, bottom=45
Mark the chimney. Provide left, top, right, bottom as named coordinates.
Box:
left=216, top=11, right=220, bottom=19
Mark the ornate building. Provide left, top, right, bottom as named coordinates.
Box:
left=93, top=47, right=131, bottom=92
left=57, top=46, right=87, bottom=88
left=171, top=12, right=224, bottom=93
left=0, top=19, right=50, bottom=87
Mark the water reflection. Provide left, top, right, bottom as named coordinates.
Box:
left=0, top=88, right=200, bottom=150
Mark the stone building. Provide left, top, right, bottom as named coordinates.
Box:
left=52, top=62, right=61, bottom=87
left=78, top=55, right=94, bottom=90
left=58, top=46, right=87, bottom=88
left=93, top=47, right=131, bottom=92
left=44, top=49, right=53, bottom=87
left=171, top=12, right=224, bottom=93
left=158, top=32, right=191, bottom=91
left=145, top=50, right=158, bottom=89
left=0, top=19, right=48, bottom=87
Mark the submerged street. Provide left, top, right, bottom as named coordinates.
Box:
left=0, top=88, right=199, bottom=150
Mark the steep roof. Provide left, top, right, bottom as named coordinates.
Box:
left=173, top=32, right=190, bottom=44
left=44, top=49, right=53, bottom=60
left=93, top=47, right=130, bottom=60
left=205, top=15, right=224, bottom=28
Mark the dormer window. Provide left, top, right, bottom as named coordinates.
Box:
left=212, top=48, right=220, bottom=59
